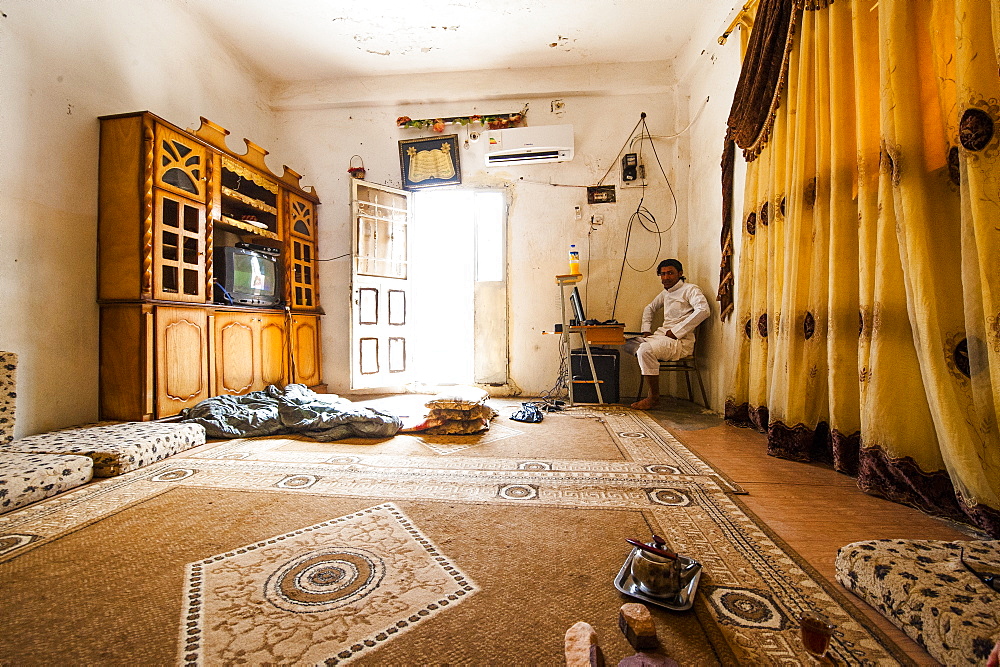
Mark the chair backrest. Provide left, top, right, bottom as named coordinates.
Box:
left=678, top=326, right=701, bottom=362
left=687, top=335, right=699, bottom=361
left=0, top=351, right=16, bottom=444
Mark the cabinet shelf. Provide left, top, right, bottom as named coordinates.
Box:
left=220, top=187, right=278, bottom=236
left=221, top=186, right=278, bottom=215
left=218, top=215, right=280, bottom=241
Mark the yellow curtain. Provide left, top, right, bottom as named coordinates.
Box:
left=727, top=0, right=1000, bottom=536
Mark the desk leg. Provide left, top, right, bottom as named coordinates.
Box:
left=577, top=332, right=604, bottom=404
left=563, top=331, right=575, bottom=405
left=559, top=286, right=574, bottom=405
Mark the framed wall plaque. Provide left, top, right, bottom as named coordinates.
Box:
left=399, top=135, right=462, bottom=190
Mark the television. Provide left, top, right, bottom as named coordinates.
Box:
left=214, top=246, right=281, bottom=307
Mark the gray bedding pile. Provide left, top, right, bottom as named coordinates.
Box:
left=181, top=384, right=402, bottom=441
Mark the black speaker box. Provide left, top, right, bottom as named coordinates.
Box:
left=570, top=347, right=620, bottom=403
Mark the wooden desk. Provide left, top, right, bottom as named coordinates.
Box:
left=542, top=324, right=626, bottom=345
left=571, top=324, right=625, bottom=345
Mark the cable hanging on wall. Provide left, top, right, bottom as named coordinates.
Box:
left=603, top=113, right=681, bottom=321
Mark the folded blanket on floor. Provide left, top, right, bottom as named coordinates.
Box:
left=181, top=384, right=402, bottom=440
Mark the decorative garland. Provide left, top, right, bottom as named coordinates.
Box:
left=396, top=105, right=528, bottom=132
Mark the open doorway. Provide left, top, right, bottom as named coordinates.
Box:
left=410, top=189, right=507, bottom=386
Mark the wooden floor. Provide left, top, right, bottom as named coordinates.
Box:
left=644, top=397, right=976, bottom=666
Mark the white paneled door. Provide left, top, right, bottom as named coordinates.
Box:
left=350, top=180, right=411, bottom=390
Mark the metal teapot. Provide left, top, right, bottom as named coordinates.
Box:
left=627, top=536, right=684, bottom=598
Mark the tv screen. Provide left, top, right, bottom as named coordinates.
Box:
left=215, top=246, right=280, bottom=307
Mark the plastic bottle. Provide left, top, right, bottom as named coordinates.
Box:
left=568, top=245, right=581, bottom=274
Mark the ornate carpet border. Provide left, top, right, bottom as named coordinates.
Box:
left=589, top=406, right=746, bottom=494
left=722, top=492, right=919, bottom=666
left=0, top=458, right=735, bottom=557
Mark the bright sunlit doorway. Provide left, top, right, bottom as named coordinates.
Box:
left=410, top=189, right=507, bottom=387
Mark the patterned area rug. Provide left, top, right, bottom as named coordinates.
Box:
left=0, top=406, right=911, bottom=665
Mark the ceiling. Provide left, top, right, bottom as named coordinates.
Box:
left=181, top=0, right=736, bottom=85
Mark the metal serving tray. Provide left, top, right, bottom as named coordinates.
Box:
left=614, top=549, right=703, bottom=611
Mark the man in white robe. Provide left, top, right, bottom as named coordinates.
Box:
left=623, top=259, right=710, bottom=409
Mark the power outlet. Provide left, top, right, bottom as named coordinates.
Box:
left=592, top=214, right=604, bottom=225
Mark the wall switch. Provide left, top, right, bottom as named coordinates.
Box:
left=574, top=205, right=582, bottom=220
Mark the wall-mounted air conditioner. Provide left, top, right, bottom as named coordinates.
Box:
left=484, top=124, right=574, bottom=166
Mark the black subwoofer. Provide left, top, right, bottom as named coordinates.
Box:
left=570, top=347, right=620, bottom=403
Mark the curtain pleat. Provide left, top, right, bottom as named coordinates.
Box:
left=725, top=0, right=1000, bottom=537
left=823, top=2, right=861, bottom=474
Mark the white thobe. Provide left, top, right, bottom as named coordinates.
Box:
left=625, top=281, right=710, bottom=375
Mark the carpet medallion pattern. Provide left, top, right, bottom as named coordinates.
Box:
left=180, top=503, right=477, bottom=665
left=0, top=407, right=909, bottom=665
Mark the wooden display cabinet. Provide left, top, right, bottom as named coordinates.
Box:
left=98, top=111, right=324, bottom=420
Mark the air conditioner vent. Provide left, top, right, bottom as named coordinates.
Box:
left=484, top=125, right=574, bottom=166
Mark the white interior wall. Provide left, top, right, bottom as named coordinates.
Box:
left=275, top=48, right=745, bottom=407
left=0, top=0, right=278, bottom=436
left=273, top=84, right=701, bottom=399
left=675, top=33, right=745, bottom=408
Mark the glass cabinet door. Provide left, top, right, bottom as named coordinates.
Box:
left=287, top=192, right=316, bottom=241
left=153, top=191, right=206, bottom=302
left=154, top=125, right=208, bottom=201
left=289, top=238, right=317, bottom=310
left=287, top=192, right=318, bottom=311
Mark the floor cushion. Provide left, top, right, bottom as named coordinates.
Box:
left=0, top=452, right=93, bottom=515
left=420, top=387, right=496, bottom=435
left=6, top=422, right=206, bottom=477
left=835, top=538, right=1000, bottom=665
left=0, top=351, right=16, bottom=445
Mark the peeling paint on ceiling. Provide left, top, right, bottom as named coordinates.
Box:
left=179, top=0, right=735, bottom=85
left=548, top=35, right=575, bottom=50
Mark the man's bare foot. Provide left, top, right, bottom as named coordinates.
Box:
left=630, top=397, right=660, bottom=410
